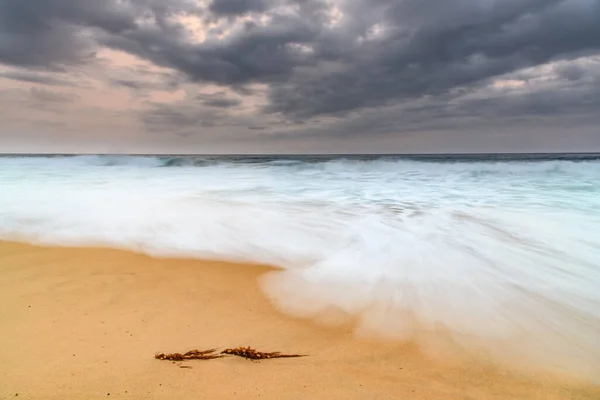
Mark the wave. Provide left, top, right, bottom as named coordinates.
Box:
left=3, top=153, right=600, bottom=171
left=1, top=156, right=600, bottom=381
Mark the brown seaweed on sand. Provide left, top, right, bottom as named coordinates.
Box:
left=221, top=346, right=305, bottom=360
left=155, top=349, right=224, bottom=361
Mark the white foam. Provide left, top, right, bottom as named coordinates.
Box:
left=1, top=156, right=599, bottom=380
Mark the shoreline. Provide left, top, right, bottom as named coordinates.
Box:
left=1, top=240, right=598, bottom=399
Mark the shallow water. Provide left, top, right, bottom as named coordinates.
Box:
left=1, top=154, right=600, bottom=380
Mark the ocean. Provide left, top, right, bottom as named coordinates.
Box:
left=1, top=154, right=600, bottom=379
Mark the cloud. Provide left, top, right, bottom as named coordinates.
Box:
left=0, top=0, right=120, bottom=68
left=22, top=87, right=80, bottom=114
left=92, top=1, right=600, bottom=118
left=28, top=87, right=77, bottom=104
left=109, top=74, right=180, bottom=92
left=0, top=0, right=198, bottom=68
left=263, top=0, right=600, bottom=117
left=140, top=93, right=269, bottom=135
left=249, top=56, right=600, bottom=143
left=208, top=0, right=271, bottom=17
left=141, top=101, right=244, bottom=134
left=198, top=92, right=242, bottom=108
left=0, top=70, right=76, bottom=86
left=0, top=86, right=78, bottom=118
left=1, top=0, right=600, bottom=151
left=142, top=105, right=206, bottom=131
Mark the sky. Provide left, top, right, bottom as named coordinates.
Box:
left=0, top=0, right=599, bottom=154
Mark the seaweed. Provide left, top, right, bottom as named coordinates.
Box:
left=221, top=346, right=305, bottom=360
left=154, top=348, right=224, bottom=361
left=155, top=346, right=306, bottom=361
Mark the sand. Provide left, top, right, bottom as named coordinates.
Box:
left=0, top=241, right=598, bottom=400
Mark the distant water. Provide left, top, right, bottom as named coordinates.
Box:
left=1, top=154, right=600, bottom=379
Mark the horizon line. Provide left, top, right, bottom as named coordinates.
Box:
left=2, top=152, right=600, bottom=157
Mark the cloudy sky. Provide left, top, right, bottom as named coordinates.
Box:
left=1, top=0, right=599, bottom=153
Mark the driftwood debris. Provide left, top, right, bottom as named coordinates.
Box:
left=221, top=346, right=305, bottom=360
left=155, top=346, right=306, bottom=361
left=154, top=349, right=224, bottom=361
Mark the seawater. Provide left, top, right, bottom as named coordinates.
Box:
left=1, top=154, right=600, bottom=379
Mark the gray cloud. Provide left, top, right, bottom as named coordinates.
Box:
left=198, top=92, right=242, bottom=108
left=554, top=63, right=587, bottom=81
left=1, top=0, right=600, bottom=146
left=0, top=0, right=124, bottom=68
left=109, top=74, right=181, bottom=92
left=202, top=97, right=242, bottom=108
left=243, top=56, right=600, bottom=145
left=208, top=0, right=270, bottom=17
left=264, top=0, right=600, bottom=117
left=140, top=96, right=269, bottom=135
left=142, top=106, right=206, bottom=132
left=110, top=79, right=149, bottom=90
left=141, top=102, right=242, bottom=134
left=0, top=0, right=198, bottom=68
left=0, top=87, right=62, bottom=115
left=99, top=1, right=600, bottom=118
left=28, top=87, right=76, bottom=103
left=0, top=70, right=76, bottom=86
left=5, top=86, right=81, bottom=113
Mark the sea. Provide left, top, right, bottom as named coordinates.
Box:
left=1, top=153, right=600, bottom=379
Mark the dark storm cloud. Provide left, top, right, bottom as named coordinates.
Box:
left=0, top=0, right=126, bottom=68
left=208, top=0, right=270, bottom=16
left=102, top=7, right=321, bottom=86
left=203, top=97, right=242, bottom=107
left=1, top=0, right=600, bottom=129
left=264, top=0, right=600, bottom=117
left=250, top=57, right=600, bottom=143
left=108, top=0, right=600, bottom=118
left=0, top=0, right=198, bottom=68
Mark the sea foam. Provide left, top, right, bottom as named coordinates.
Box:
left=1, top=155, right=599, bottom=380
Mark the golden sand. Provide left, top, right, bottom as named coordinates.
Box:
left=0, top=241, right=598, bottom=399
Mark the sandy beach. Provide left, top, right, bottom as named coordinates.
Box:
left=0, top=241, right=598, bottom=400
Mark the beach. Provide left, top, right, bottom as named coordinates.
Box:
left=2, top=0, right=599, bottom=395
left=1, top=241, right=598, bottom=400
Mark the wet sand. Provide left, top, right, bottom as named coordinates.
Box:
left=0, top=241, right=598, bottom=399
